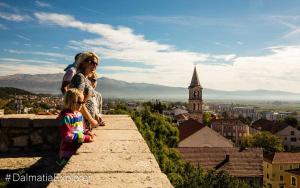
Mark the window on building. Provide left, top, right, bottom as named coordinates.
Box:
left=193, top=103, right=196, bottom=110
left=280, top=176, right=283, bottom=181
left=279, top=185, right=284, bottom=188
left=267, top=173, right=269, bottom=179
left=280, top=165, right=283, bottom=170
left=291, top=131, right=295, bottom=135
left=285, top=137, right=287, bottom=140
left=291, top=176, right=296, bottom=186
left=291, top=137, right=297, bottom=142
left=197, top=103, right=200, bottom=110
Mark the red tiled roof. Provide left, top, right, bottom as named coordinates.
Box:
left=178, top=118, right=205, bottom=141
left=177, top=147, right=263, bottom=177
left=264, top=152, right=300, bottom=164
left=251, top=119, right=289, bottom=133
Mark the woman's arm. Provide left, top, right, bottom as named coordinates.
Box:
left=70, top=74, right=98, bottom=127
left=81, top=104, right=98, bottom=127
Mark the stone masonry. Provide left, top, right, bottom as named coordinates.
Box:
left=0, top=114, right=60, bottom=153
left=0, top=114, right=173, bottom=187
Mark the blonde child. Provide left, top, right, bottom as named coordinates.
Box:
left=86, top=71, right=105, bottom=127
left=57, top=88, right=93, bottom=159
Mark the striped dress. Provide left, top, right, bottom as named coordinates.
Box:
left=57, top=109, right=92, bottom=159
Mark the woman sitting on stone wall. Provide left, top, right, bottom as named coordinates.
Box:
left=68, top=52, right=100, bottom=130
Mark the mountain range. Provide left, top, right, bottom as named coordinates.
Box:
left=0, top=73, right=300, bottom=101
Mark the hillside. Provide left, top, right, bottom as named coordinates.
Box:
left=0, top=87, right=33, bottom=99
left=0, top=74, right=300, bottom=101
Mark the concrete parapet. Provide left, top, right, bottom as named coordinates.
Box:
left=49, top=115, right=173, bottom=188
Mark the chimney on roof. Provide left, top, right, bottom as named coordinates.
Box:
left=225, top=154, right=229, bottom=162
left=215, top=154, right=230, bottom=170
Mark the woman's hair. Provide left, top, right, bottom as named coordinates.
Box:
left=88, top=71, right=98, bottom=79
left=76, top=52, right=100, bottom=73
left=64, top=88, right=84, bottom=111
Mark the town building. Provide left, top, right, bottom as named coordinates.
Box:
left=210, top=119, right=250, bottom=145
left=264, top=152, right=300, bottom=188
left=251, top=119, right=300, bottom=151
left=177, top=147, right=263, bottom=187
left=178, top=118, right=233, bottom=147
left=265, top=112, right=294, bottom=121
left=284, top=168, right=300, bottom=188
left=172, top=107, right=189, bottom=124
left=187, top=67, right=203, bottom=123
left=208, top=104, right=262, bottom=121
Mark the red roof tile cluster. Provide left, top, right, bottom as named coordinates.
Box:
left=177, top=147, right=263, bottom=177
left=178, top=118, right=205, bottom=141
left=251, top=119, right=289, bottom=133
left=264, top=152, right=300, bottom=164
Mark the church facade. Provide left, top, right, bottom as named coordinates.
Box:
left=187, top=67, right=203, bottom=123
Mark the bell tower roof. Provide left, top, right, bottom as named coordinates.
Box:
left=189, top=66, right=202, bottom=88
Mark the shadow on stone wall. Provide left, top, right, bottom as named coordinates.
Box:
left=0, top=152, right=68, bottom=188
left=0, top=115, right=66, bottom=187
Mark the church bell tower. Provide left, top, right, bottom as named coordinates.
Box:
left=188, top=66, right=203, bottom=123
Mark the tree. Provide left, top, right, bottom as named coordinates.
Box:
left=203, top=112, right=213, bottom=125
left=131, top=104, right=251, bottom=188
left=238, top=115, right=252, bottom=125
left=283, top=116, right=298, bottom=127
left=241, top=132, right=284, bottom=153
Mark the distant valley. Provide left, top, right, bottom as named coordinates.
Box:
left=1, top=73, right=300, bottom=101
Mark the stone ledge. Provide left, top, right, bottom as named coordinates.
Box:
left=49, top=115, right=173, bottom=187
left=48, top=173, right=172, bottom=188
left=61, top=153, right=161, bottom=173
left=76, top=140, right=151, bottom=154
left=0, top=114, right=58, bottom=128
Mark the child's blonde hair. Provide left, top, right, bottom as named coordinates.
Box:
left=88, top=71, right=99, bottom=79
left=64, top=88, right=84, bottom=111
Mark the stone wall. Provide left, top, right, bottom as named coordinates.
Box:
left=0, top=114, right=173, bottom=187
left=0, top=114, right=60, bottom=153
left=49, top=115, right=173, bottom=187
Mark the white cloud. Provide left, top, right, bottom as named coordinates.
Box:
left=0, top=2, right=10, bottom=8
left=16, top=34, right=30, bottom=41
left=26, top=12, right=300, bottom=92
left=0, top=12, right=31, bottom=22
left=0, top=58, right=64, bottom=76
left=35, top=1, right=51, bottom=8
left=237, top=41, right=243, bottom=45
left=4, top=49, right=72, bottom=60
left=101, top=66, right=155, bottom=73
left=133, top=15, right=242, bottom=28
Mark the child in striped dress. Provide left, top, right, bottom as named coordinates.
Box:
left=57, top=88, right=93, bottom=159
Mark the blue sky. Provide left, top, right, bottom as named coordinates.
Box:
left=1, top=0, right=300, bottom=92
